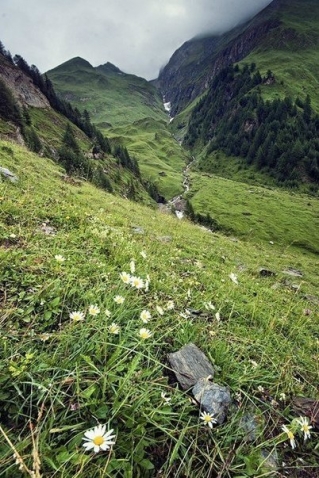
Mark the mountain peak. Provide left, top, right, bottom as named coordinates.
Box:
left=47, top=56, right=93, bottom=73
left=96, top=62, right=123, bottom=74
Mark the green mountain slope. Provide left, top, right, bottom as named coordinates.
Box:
left=47, top=57, right=188, bottom=199
left=1, top=139, right=319, bottom=477
left=47, top=57, right=165, bottom=128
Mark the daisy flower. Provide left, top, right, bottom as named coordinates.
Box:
left=109, top=323, right=120, bottom=334
left=88, top=305, right=100, bottom=316
left=282, top=424, right=296, bottom=449
left=156, top=305, right=164, bottom=316
left=130, top=276, right=145, bottom=289
left=200, top=411, right=217, bottom=429
left=296, top=417, right=313, bottom=441
left=55, top=254, right=65, bottom=263
left=105, top=309, right=111, bottom=318
left=70, top=311, right=85, bottom=322
left=140, top=310, right=151, bottom=323
left=114, top=295, right=125, bottom=305
left=120, top=271, right=131, bottom=284
left=161, top=391, right=172, bottom=403
left=139, top=328, right=152, bottom=339
left=82, top=424, right=116, bottom=453
left=229, top=273, right=238, bottom=284
left=166, top=300, right=175, bottom=310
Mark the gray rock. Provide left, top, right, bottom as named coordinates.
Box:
left=260, top=449, right=279, bottom=472
left=0, top=167, right=18, bottom=183
left=168, top=343, right=215, bottom=390
left=239, top=414, right=259, bottom=442
left=132, top=226, right=144, bottom=234
left=259, top=268, right=276, bottom=277
left=282, top=268, right=303, bottom=277
left=192, top=379, right=231, bottom=424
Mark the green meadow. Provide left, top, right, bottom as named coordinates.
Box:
left=0, top=140, right=318, bottom=477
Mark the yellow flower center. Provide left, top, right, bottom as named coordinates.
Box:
left=287, top=431, right=294, bottom=440
left=204, top=415, right=212, bottom=422
left=93, top=436, right=104, bottom=446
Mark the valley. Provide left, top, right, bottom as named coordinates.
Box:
left=0, top=0, right=319, bottom=476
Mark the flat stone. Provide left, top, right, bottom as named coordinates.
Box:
left=282, top=268, right=303, bottom=277
left=192, top=379, right=231, bottom=424
left=168, top=343, right=215, bottom=390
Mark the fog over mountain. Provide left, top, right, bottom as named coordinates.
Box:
left=1, top=0, right=272, bottom=79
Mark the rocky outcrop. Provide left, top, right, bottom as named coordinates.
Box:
left=157, top=0, right=281, bottom=115
left=0, top=59, right=49, bottom=108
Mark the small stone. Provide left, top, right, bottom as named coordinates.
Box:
left=192, top=379, right=231, bottom=424
left=168, top=343, right=215, bottom=390
left=282, top=268, right=303, bottom=277
left=132, top=226, right=144, bottom=234
left=259, top=268, right=276, bottom=277
left=0, top=167, right=18, bottom=183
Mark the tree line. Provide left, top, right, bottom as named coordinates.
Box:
left=184, top=63, right=319, bottom=187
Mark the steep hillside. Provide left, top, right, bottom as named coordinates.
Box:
left=0, top=49, right=159, bottom=204
left=0, top=140, right=319, bottom=477
left=47, top=57, right=165, bottom=128
left=159, top=0, right=319, bottom=118
left=48, top=58, right=188, bottom=199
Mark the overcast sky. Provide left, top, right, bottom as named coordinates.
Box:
left=1, top=0, right=272, bottom=79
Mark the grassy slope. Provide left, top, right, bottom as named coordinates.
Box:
left=108, top=118, right=188, bottom=199
left=47, top=58, right=165, bottom=127
left=239, top=0, right=319, bottom=109
left=187, top=172, right=319, bottom=254
left=0, top=140, right=318, bottom=477
left=48, top=58, right=187, bottom=200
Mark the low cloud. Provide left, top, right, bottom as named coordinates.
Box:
left=1, top=0, right=272, bottom=79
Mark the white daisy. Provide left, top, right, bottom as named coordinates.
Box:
left=120, top=272, right=131, bottom=284
left=55, top=254, right=65, bottom=263
left=139, top=328, right=152, bottom=339
left=114, top=295, right=125, bottom=305
left=130, top=276, right=145, bottom=289
left=69, top=311, right=85, bottom=322
left=82, top=424, right=116, bottom=453
left=140, top=310, right=151, bottom=323
left=109, top=323, right=120, bottom=334
left=88, top=305, right=100, bottom=316
left=200, top=411, right=217, bottom=429
left=296, top=416, right=313, bottom=441
left=282, top=424, right=296, bottom=449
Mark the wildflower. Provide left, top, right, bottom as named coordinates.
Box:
left=282, top=424, right=296, bottom=449
left=257, top=385, right=264, bottom=393
left=156, top=305, right=164, bottom=316
left=88, top=305, right=100, bottom=316
left=140, top=251, right=147, bottom=259
left=82, top=424, right=116, bottom=453
left=296, top=417, right=312, bottom=441
left=105, top=309, right=111, bottom=318
left=130, top=260, right=135, bottom=274
left=109, top=323, right=120, bottom=334
left=114, top=295, right=125, bottom=305
left=204, top=301, right=215, bottom=311
left=140, top=310, right=151, bottom=323
left=229, top=273, right=238, bottom=284
left=166, top=300, right=175, bottom=310
left=55, top=254, right=65, bottom=263
left=200, top=411, right=217, bottom=429
left=120, top=271, right=131, bottom=284
left=130, top=276, right=145, bottom=289
left=70, top=311, right=85, bottom=322
left=279, top=392, right=286, bottom=402
left=161, top=392, right=172, bottom=403
left=145, top=276, right=150, bottom=291
left=139, top=328, right=152, bottom=339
